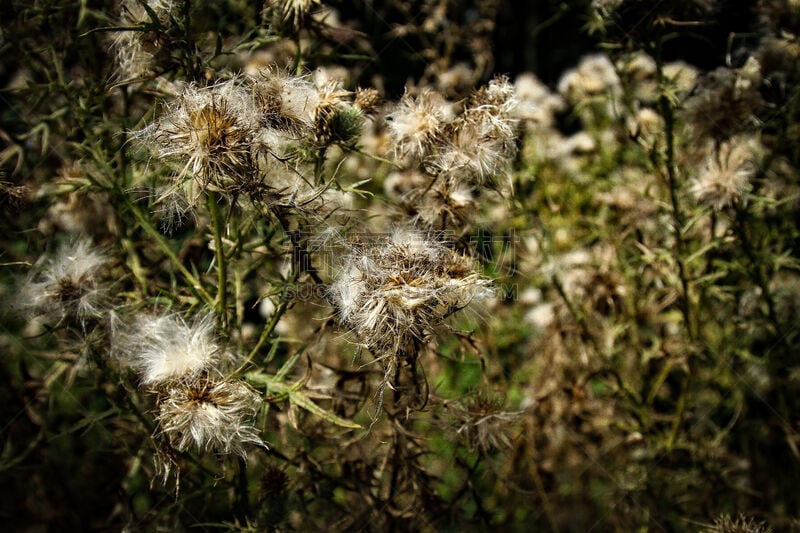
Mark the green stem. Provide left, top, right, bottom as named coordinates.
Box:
left=127, top=199, right=215, bottom=307
left=207, top=192, right=228, bottom=330
left=239, top=300, right=289, bottom=373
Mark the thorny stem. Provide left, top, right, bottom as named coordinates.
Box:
left=236, top=456, right=251, bottom=522
left=655, top=41, right=696, bottom=451
left=657, top=81, right=694, bottom=341
left=240, top=299, right=290, bottom=372
left=733, top=202, right=783, bottom=340
left=207, top=192, right=228, bottom=330
left=127, top=199, right=215, bottom=307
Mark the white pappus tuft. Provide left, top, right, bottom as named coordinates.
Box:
left=119, top=313, right=223, bottom=385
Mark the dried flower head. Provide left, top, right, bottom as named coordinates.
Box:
left=263, top=0, right=322, bottom=30
left=444, top=392, right=521, bottom=453
left=428, top=76, right=518, bottom=188
left=120, top=313, right=222, bottom=385
left=329, top=230, right=491, bottom=354
left=155, top=375, right=264, bottom=456
left=387, top=89, right=454, bottom=164
left=513, top=73, right=566, bottom=128
left=354, top=87, right=382, bottom=114
left=21, top=239, right=110, bottom=324
left=705, top=513, right=772, bottom=533
left=112, top=0, right=179, bottom=80
left=557, top=53, right=621, bottom=105
left=690, top=136, right=761, bottom=210
left=682, top=58, right=764, bottom=141
left=250, top=70, right=319, bottom=134
left=139, top=80, right=257, bottom=198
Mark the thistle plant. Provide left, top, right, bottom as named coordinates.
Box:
left=5, top=1, right=800, bottom=531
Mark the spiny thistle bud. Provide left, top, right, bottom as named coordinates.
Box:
left=155, top=374, right=264, bottom=456
left=118, top=313, right=222, bottom=385
left=263, top=0, right=322, bottom=31
left=21, top=239, right=110, bottom=325
left=329, top=229, right=491, bottom=354
left=354, top=87, right=382, bottom=114
left=312, top=81, right=358, bottom=145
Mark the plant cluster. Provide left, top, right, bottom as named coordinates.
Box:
left=2, top=0, right=800, bottom=531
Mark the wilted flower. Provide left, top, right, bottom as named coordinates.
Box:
left=119, top=313, right=222, bottom=385
left=415, top=181, right=476, bottom=228
left=21, top=239, right=110, bottom=324
left=387, top=89, right=454, bottom=164
left=138, top=79, right=258, bottom=198
left=513, top=73, right=566, bottom=128
left=111, top=0, right=179, bottom=80
left=557, top=53, right=620, bottom=105
left=444, top=392, right=521, bottom=453
left=250, top=69, right=319, bottom=135
left=263, top=0, right=322, bottom=30
left=682, top=58, right=764, bottom=141
left=329, top=229, right=491, bottom=354
left=690, top=136, right=761, bottom=210
left=155, top=375, right=264, bottom=455
left=425, top=76, right=517, bottom=190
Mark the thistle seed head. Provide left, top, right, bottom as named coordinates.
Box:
left=155, top=375, right=264, bottom=456
left=690, top=136, right=761, bottom=210
left=119, top=313, right=223, bottom=385
left=21, top=239, right=110, bottom=324
left=330, top=230, right=490, bottom=353
left=387, top=89, right=454, bottom=164
left=139, top=80, right=257, bottom=194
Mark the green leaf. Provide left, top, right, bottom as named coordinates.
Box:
left=287, top=390, right=362, bottom=430
left=245, top=371, right=362, bottom=429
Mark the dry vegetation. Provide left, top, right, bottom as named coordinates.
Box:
left=1, top=1, right=799, bottom=531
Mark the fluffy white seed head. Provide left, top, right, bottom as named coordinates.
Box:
left=156, top=375, right=264, bottom=456
left=557, top=53, right=621, bottom=104
left=139, top=79, right=258, bottom=193
left=112, top=0, right=179, bottom=80
left=690, top=137, right=761, bottom=210
left=330, top=230, right=490, bottom=353
left=387, top=89, right=454, bottom=164
left=121, top=313, right=222, bottom=385
left=250, top=70, right=319, bottom=134
left=21, top=239, right=110, bottom=323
